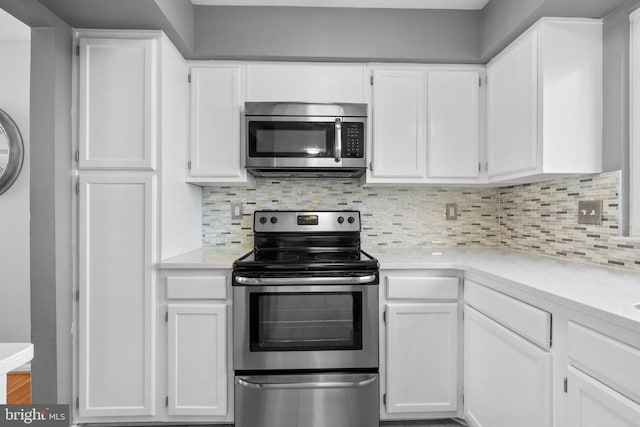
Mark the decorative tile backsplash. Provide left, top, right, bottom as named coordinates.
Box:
left=202, top=171, right=640, bottom=272
left=499, top=171, right=640, bottom=271
left=203, top=180, right=500, bottom=252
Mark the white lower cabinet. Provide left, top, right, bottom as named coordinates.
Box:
left=380, top=273, right=461, bottom=420
left=566, top=320, right=640, bottom=427
left=464, top=305, right=553, bottom=427
left=161, top=271, right=232, bottom=423
left=568, top=366, right=640, bottom=427
left=385, top=303, right=458, bottom=414
left=167, top=303, right=227, bottom=416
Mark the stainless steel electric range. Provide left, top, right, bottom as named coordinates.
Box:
left=232, top=210, right=380, bottom=427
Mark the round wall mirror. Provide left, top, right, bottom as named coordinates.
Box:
left=0, top=108, right=24, bottom=195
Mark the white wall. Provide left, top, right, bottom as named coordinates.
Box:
left=0, top=8, right=30, bottom=342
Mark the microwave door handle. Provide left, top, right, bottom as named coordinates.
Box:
left=334, top=118, right=342, bottom=163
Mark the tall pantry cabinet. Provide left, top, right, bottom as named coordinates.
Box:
left=73, top=29, right=201, bottom=424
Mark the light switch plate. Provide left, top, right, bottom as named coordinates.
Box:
left=231, top=203, right=243, bottom=220
left=446, top=203, right=457, bottom=220
left=578, top=200, right=602, bottom=225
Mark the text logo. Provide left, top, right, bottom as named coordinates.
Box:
left=0, top=405, right=69, bottom=427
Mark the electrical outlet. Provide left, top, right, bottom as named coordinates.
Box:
left=577, top=200, right=602, bottom=225
left=231, top=203, right=243, bottom=220
left=446, top=203, right=457, bottom=220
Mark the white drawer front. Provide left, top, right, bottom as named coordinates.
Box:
left=166, top=276, right=227, bottom=300
left=568, top=321, right=640, bottom=404
left=386, top=276, right=459, bottom=300
left=465, top=280, right=551, bottom=349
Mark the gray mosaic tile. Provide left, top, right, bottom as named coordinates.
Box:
left=201, top=171, right=640, bottom=273
left=499, top=171, right=640, bottom=272
left=202, top=179, right=500, bottom=252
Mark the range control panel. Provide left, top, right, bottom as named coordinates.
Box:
left=342, top=122, right=365, bottom=158
left=254, top=211, right=361, bottom=233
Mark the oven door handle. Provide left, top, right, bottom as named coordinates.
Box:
left=234, top=274, right=376, bottom=285
left=236, top=375, right=377, bottom=390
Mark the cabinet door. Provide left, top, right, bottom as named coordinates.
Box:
left=78, top=174, right=156, bottom=418
left=189, top=65, right=246, bottom=182
left=167, top=304, right=227, bottom=416
left=78, top=37, right=157, bottom=170
left=385, top=303, right=458, bottom=414
left=370, top=68, right=426, bottom=180
left=464, top=305, right=552, bottom=427
left=486, top=30, right=538, bottom=178
left=568, top=366, right=640, bottom=427
left=247, top=62, right=365, bottom=103
left=427, top=70, right=481, bottom=179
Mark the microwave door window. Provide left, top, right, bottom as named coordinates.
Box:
left=249, top=122, right=335, bottom=157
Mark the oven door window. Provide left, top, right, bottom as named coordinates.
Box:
left=249, top=292, right=362, bottom=352
left=248, top=121, right=335, bottom=158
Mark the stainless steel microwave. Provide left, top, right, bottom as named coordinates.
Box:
left=244, top=102, right=367, bottom=178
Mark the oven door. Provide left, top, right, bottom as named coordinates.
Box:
left=233, top=279, right=378, bottom=371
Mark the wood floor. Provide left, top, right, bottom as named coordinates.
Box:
left=7, top=372, right=31, bottom=404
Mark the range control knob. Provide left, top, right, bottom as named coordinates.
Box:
left=348, top=216, right=355, bottom=224
left=270, top=216, right=278, bottom=224
left=259, top=217, right=267, bottom=224
left=337, top=216, right=345, bottom=224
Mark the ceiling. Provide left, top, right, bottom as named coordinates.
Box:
left=191, top=0, right=491, bottom=9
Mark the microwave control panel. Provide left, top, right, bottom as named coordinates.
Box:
left=342, top=122, right=365, bottom=158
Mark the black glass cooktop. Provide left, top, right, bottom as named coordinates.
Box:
left=233, top=249, right=379, bottom=272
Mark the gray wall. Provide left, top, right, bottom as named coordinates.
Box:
left=602, top=0, right=640, bottom=236
left=36, top=0, right=195, bottom=56
left=155, top=0, right=194, bottom=53
left=603, top=0, right=640, bottom=172
left=0, top=0, right=73, bottom=405
left=193, top=6, right=482, bottom=62
left=30, top=25, right=73, bottom=406
left=481, top=0, right=628, bottom=61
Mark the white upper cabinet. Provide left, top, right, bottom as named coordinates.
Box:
left=427, top=69, right=482, bottom=179
left=77, top=31, right=158, bottom=170
left=188, top=64, right=249, bottom=184
left=486, top=18, right=603, bottom=183
left=246, top=62, right=366, bottom=103
left=368, top=67, right=427, bottom=182
left=367, top=66, right=483, bottom=184
left=486, top=32, right=538, bottom=178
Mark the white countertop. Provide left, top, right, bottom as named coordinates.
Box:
left=371, top=248, right=640, bottom=330
left=159, top=247, right=249, bottom=269
left=159, top=247, right=640, bottom=330
left=0, top=343, right=33, bottom=375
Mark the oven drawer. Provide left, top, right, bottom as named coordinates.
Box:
left=235, top=373, right=378, bottom=427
